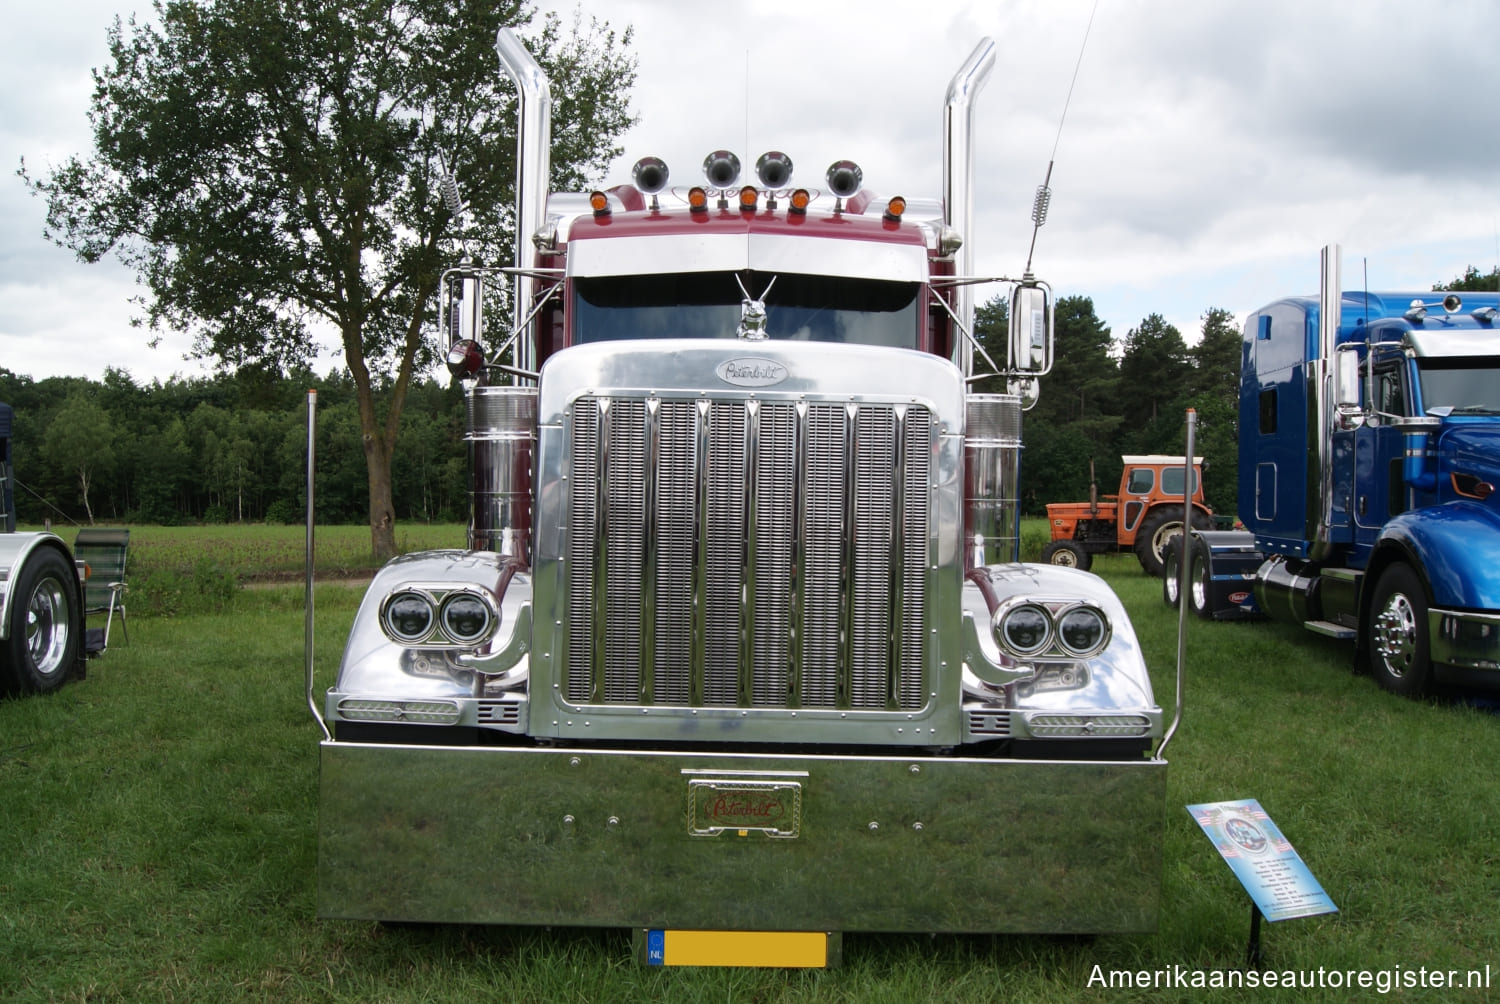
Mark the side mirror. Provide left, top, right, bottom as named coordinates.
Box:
left=1333, top=343, right=1364, bottom=429
left=441, top=268, right=486, bottom=349
left=1007, top=282, right=1053, bottom=376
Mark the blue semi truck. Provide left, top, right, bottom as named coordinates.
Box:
left=1169, top=246, right=1500, bottom=696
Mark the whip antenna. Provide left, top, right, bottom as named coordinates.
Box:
left=1024, top=0, right=1099, bottom=275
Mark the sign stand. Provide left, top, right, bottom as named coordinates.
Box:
left=1187, top=799, right=1337, bottom=970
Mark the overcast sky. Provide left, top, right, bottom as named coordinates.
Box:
left=3, top=0, right=1498, bottom=385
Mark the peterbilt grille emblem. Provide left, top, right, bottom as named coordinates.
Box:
left=716, top=358, right=789, bottom=388
left=688, top=779, right=802, bottom=838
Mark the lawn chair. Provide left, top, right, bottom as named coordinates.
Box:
left=74, top=528, right=130, bottom=655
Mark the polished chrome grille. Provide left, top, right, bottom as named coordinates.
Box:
left=563, top=394, right=932, bottom=712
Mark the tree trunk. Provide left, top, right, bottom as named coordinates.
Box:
left=363, top=434, right=397, bottom=562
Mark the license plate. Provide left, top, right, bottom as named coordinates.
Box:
left=639, top=929, right=836, bottom=967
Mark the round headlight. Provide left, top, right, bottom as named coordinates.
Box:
left=1057, top=605, right=1109, bottom=657
left=384, top=592, right=435, bottom=642
left=440, top=592, right=493, bottom=644
left=999, top=603, right=1052, bottom=656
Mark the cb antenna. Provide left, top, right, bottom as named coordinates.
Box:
left=439, top=150, right=469, bottom=254
left=1025, top=0, right=1099, bottom=275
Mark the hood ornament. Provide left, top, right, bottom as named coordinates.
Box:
left=735, top=274, right=777, bottom=341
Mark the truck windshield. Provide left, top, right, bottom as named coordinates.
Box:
left=1417, top=358, right=1500, bottom=415
left=572, top=272, right=920, bottom=349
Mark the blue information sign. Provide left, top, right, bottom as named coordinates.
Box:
left=1187, top=799, right=1337, bottom=922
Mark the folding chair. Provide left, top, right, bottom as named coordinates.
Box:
left=74, top=528, right=130, bottom=655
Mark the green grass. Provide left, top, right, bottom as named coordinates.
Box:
left=2, top=541, right=1498, bottom=1001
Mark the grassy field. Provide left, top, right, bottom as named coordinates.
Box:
left=2, top=533, right=1498, bottom=1002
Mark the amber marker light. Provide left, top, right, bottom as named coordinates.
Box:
left=883, top=195, right=907, bottom=222
left=789, top=189, right=811, bottom=216
left=738, top=185, right=759, bottom=212
left=588, top=191, right=611, bottom=218
left=688, top=186, right=709, bottom=213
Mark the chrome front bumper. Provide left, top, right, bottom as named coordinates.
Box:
left=319, top=741, right=1166, bottom=933
left=1431, top=608, right=1500, bottom=674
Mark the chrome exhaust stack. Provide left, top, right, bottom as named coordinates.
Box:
left=494, top=28, right=552, bottom=376
left=1310, top=244, right=1341, bottom=559
left=943, top=37, right=996, bottom=371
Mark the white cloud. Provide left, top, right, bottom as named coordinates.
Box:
left=2, top=0, right=1497, bottom=380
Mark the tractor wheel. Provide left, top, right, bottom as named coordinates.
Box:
left=0, top=548, right=81, bottom=696
left=1135, top=507, right=1212, bottom=577
left=1040, top=540, right=1092, bottom=571
left=1366, top=563, right=1432, bottom=697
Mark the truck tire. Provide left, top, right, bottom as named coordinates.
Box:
left=1162, top=541, right=1183, bottom=607
left=1366, top=562, right=1431, bottom=697
left=1188, top=543, right=1213, bottom=620
left=1135, top=507, right=1211, bottom=577
left=0, top=548, right=81, bottom=696
left=1040, top=540, right=1091, bottom=571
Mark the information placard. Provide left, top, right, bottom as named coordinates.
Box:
left=1187, top=799, right=1337, bottom=922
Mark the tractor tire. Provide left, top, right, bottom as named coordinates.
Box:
left=1134, top=507, right=1212, bottom=577
left=1040, top=540, right=1092, bottom=571
left=0, top=548, right=82, bottom=696
left=1366, top=562, right=1432, bottom=697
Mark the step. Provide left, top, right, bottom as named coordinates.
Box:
left=1303, top=619, right=1356, bottom=640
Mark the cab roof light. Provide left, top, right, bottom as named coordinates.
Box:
left=883, top=195, right=907, bottom=223
left=738, top=185, right=759, bottom=212
left=588, top=190, right=611, bottom=218
left=788, top=188, right=811, bottom=216
left=687, top=186, right=710, bottom=213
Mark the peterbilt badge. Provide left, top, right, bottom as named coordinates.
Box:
left=687, top=778, right=802, bottom=838
left=716, top=358, right=789, bottom=388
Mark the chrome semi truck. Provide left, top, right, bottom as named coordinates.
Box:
left=311, top=29, right=1173, bottom=957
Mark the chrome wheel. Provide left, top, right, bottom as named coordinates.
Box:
left=25, top=574, right=71, bottom=681
left=1366, top=563, right=1431, bottom=696
left=1373, top=591, right=1419, bottom=680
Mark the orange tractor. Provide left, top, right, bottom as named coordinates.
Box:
left=1041, top=455, right=1213, bottom=576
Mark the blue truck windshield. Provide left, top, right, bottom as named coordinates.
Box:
left=572, top=272, right=920, bottom=349
left=1417, top=359, right=1500, bottom=415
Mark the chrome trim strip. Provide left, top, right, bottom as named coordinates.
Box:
left=566, top=232, right=928, bottom=282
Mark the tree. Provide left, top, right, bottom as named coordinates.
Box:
left=1117, top=313, right=1190, bottom=446
left=1188, top=307, right=1241, bottom=403
left=42, top=393, right=116, bottom=525
left=25, top=0, right=636, bottom=558
left=1435, top=266, right=1500, bottom=292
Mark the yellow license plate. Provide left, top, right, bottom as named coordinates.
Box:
left=640, top=929, right=835, bottom=968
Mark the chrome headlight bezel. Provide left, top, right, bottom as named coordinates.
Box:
left=1054, top=602, right=1112, bottom=658
left=380, top=585, right=499, bottom=648
left=991, top=596, right=1112, bottom=661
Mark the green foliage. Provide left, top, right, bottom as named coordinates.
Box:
left=1435, top=265, right=1500, bottom=292
left=23, top=1, right=636, bottom=558
left=3, top=369, right=466, bottom=526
